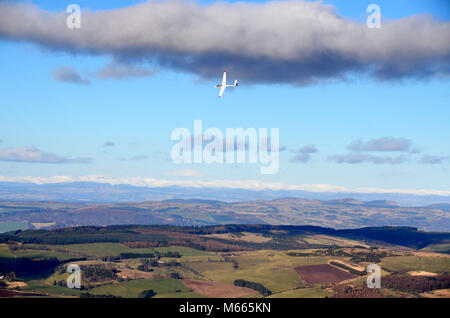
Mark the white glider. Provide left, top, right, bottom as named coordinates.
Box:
left=216, top=71, right=238, bottom=98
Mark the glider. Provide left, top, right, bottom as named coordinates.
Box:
left=216, top=71, right=238, bottom=98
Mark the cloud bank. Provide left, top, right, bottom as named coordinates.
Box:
left=0, top=174, right=449, bottom=197
left=1, top=1, right=449, bottom=84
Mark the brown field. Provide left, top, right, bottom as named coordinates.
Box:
left=5, top=281, right=28, bottom=288
left=294, top=264, right=355, bottom=285
left=420, top=289, right=450, bottom=298
left=407, top=271, right=437, bottom=277
left=328, top=259, right=366, bottom=272
left=181, top=279, right=258, bottom=298
left=307, top=235, right=370, bottom=248
left=116, top=268, right=162, bottom=280
left=203, top=232, right=272, bottom=243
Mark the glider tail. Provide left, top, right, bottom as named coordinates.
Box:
left=234, top=80, right=238, bottom=86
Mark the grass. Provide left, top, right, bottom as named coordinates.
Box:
left=381, top=256, right=450, bottom=274
left=20, top=280, right=82, bottom=297
left=0, top=244, right=78, bottom=260
left=421, top=244, right=450, bottom=254
left=269, top=286, right=333, bottom=298
left=0, top=221, right=28, bottom=233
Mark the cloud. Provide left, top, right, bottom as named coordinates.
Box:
left=96, top=62, right=157, bottom=80
left=421, top=155, right=449, bottom=164
left=165, top=169, right=203, bottom=177
left=1, top=1, right=449, bottom=85
left=103, top=141, right=115, bottom=147
left=1, top=174, right=449, bottom=197
left=0, top=147, right=92, bottom=164
left=328, top=153, right=406, bottom=164
left=291, top=144, right=318, bottom=162
left=121, top=155, right=148, bottom=161
left=51, top=66, right=90, bottom=84
left=348, top=137, right=417, bottom=153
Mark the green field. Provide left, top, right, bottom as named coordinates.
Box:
left=421, top=244, right=450, bottom=254
left=381, top=256, right=450, bottom=274
left=21, top=280, right=82, bottom=297
left=89, top=278, right=203, bottom=298
left=269, top=286, right=333, bottom=298
left=0, top=244, right=77, bottom=260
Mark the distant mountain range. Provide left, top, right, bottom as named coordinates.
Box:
left=0, top=196, right=449, bottom=232
left=1, top=181, right=450, bottom=207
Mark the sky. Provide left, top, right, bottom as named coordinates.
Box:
left=0, top=0, right=449, bottom=194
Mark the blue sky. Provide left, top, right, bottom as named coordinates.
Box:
left=0, top=0, right=449, bottom=193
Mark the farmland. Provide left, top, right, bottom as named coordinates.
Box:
left=0, top=224, right=449, bottom=298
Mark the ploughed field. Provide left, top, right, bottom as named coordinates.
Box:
left=294, top=264, right=355, bottom=285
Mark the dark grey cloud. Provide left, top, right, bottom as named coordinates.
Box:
left=291, top=144, right=318, bottom=163
left=348, top=137, right=417, bottom=153
left=1, top=1, right=449, bottom=85
left=103, top=141, right=115, bottom=147
left=51, top=66, right=90, bottom=84
left=0, top=147, right=92, bottom=164
left=420, top=155, right=449, bottom=164
left=96, top=62, right=157, bottom=80
left=328, top=153, right=406, bottom=165
left=179, top=134, right=284, bottom=153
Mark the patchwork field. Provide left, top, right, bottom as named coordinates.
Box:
left=1, top=224, right=449, bottom=298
